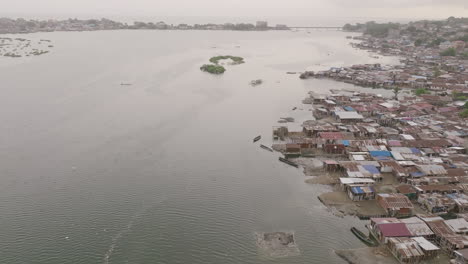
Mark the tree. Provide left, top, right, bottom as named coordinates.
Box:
left=415, top=88, right=429, bottom=96
left=414, top=39, right=424, bottom=46
left=460, top=109, right=468, bottom=118
left=440, top=47, right=456, bottom=56
left=393, top=87, right=401, bottom=100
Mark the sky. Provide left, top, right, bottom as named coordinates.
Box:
left=0, top=0, right=467, bottom=24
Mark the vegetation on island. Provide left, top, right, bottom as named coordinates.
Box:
left=200, top=64, right=226, bottom=74
left=200, top=55, right=245, bottom=75
left=209, top=55, right=245, bottom=65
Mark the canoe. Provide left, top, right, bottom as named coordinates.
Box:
left=260, top=145, right=273, bottom=152
left=253, top=136, right=261, bottom=143
left=350, top=227, right=377, bottom=247
left=279, top=157, right=298, bottom=168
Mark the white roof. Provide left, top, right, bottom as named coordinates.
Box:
left=412, top=237, right=439, bottom=251
left=335, top=111, right=364, bottom=119
left=353, top=155, right=366, bottom=161
left=445, top=219, right=468, bottom=234
left=391, top=151, right=405, bottom=161
left=401, top=134, right=415, bottom=140
left=340, top=178, right=375, bottom=184
left=379, top=102, right=394, bottom=108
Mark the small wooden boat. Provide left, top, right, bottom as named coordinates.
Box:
left=260, top=145, right=273, bottom=152
left=279, top=157, right=298, bottom=168
left=350, top=227, right=377, bottom=247
left=253, top=136, right=261, bottom=143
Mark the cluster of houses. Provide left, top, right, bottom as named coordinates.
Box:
left=0, top=17, right=288, bottom=34
left=368, top=215, right=468, bottom=263
left=302, top=19, right=468, bottom=98
left=273, top=89, right=467, bottom=262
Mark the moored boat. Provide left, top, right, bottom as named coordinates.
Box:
left=279, top=157, right=298, bottom=168
left=350, top=227, right=378, bottom=247
left=253, top=135, right=261, bottom=142
left=260, top=144, right=273, bottom=152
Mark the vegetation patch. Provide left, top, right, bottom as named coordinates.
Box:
left=200, top=55, right=244, bottom=75
left=209, top=55, right=245, bottom=65
left=414, top=88, right=429, bottom=96
left=200, top=64, right=226, bottom=74
left=440, top=47, right=456, bottom=56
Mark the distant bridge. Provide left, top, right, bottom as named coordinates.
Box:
left=289, top=26, right=342, bottom=30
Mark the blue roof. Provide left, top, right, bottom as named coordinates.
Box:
left=344, top=106, right=355, bottom=111
left=410, top=172, right=425, bottom=177
left=370, top=151, right=392, bottom=157
left=351, top=186, right=375, bottom=194
left=351, top=186, right=364, bottom=194
left=362, top=165, right=380, bottom=174
left=410, top=148, right=421, bottom=154
left=342, top=140, right=350, bottom=146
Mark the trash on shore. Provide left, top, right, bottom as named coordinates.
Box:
left=255, top=232, right=300, bottom=258
left=250, top=79, right=263, bottom=86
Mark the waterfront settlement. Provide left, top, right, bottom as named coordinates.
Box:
left=274, top=17, right=468, bottom=264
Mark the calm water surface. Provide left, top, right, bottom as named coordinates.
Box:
left=0, top=30, right=398, bottom=264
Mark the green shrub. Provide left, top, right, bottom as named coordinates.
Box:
left=440, top=47, right=456, bottom=56
left=209, top=55, right=245, bottom=65
left=460, top=109, right=468, bottom=118
left=200, top=64, right=226, bottom=74
left=414, top=88, right=429, bottom=96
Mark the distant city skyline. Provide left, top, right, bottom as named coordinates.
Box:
left=0, top=0, right=466, bottom=24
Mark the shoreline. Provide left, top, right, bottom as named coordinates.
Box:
left=270, top=17, right=467, bottom=264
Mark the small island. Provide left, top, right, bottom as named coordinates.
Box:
left=200, top=55, right=245, bottom=75
left=209, top=55, right=245, bottom=65
left=200, top=64, right=226, bottom=74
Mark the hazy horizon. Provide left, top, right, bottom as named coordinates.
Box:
left=0, top=0, right=466, bottom=25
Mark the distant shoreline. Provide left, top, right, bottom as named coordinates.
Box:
left=0, top=17, right=290, bottom=35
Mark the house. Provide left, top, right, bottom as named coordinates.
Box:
left=347, top=185, right=376, bottom=201
left=417, top=193, right=455, bottom=214
left=445, top=218, right=468, bottom=235
left=377, top=193, right=414, bottom=217
left=387, top=237, right=439, bottom=264
left=396, top=185, right=418, bottom=200
left=423, top=219, right=468, bottom=253
left=370, top=220, right=412, bottom=243
left=334, top=111, right=364, bottom=123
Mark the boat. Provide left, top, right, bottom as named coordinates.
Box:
left=350, top=227, right=378, bottom=247
left=120, top=83, right=132, bottom=86
left=260, top=144, right=273, bottom=152
left=279, top=157, right=298, bottom=168
left=253, top=136, right=261, bottom=143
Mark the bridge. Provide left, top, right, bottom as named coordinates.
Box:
left=288, top=26, right=342, bottom=30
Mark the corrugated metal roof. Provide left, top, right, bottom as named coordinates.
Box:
left=412, top=237, right=439, bottom=251
left=377, top=223, right=412, bottom=237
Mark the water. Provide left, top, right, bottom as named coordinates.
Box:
left=0, top=30, right=398, bottom=263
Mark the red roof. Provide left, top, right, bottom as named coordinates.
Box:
left=319, top=132, right=344, bottom=140
left=377, top=223, right=412, bottom=237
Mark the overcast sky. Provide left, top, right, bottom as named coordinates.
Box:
left=0, top=0, right=467, bottom=23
